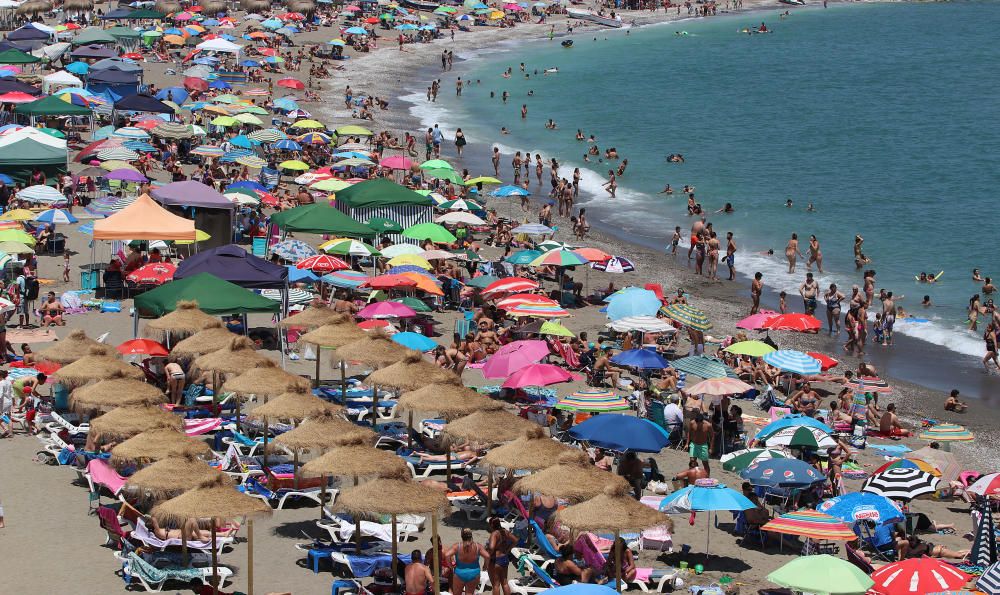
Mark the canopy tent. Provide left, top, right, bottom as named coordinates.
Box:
left=195, top=38, right=243, bottom=53
left=0, top=48, right=41, bottom=63
left=93, top=194, right=196, bottom=240
left=15, top=94, right=92, bottom=117
left=135, top=272, right=279, bottom=317
left=271, top=203, right=375, bottom=237
left=91, top=58, right=143, bottom=73
left=70, top=45, right=118, bottom=60
left=150, top=180, right=233, bottom=249
left=333, top=179, right=432, bottom=243
left=174, top=245, right=288, bottom=289
left=6, top=24, right=51, bottom=42
left=114, top=93, right=173, bottom=115
left=0, top=128, right=68, bottom=183
left=41, top=70, right=82, bottom=93
left=70, top=27, right=117, bottom=46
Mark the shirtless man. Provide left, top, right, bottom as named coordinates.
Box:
left=725, top=232, right=737, bottom=280
left=880, top=291, right=896, bottom=345
left=492, top=147, right=501, bottom=176
left=594, top=346, right=623, bottom=388
left=687, top=412, right=713, bottom=475
left=750, top=272, right=763, bottom=314
left=688, top=217, right=705, bottom=259
left=879, top=403, right=910, bottom=437
left=672, top=460, right=707, bottom=486
left=799, top=272, right=820, bottom=316
left=405, top=550, right=434, bottom=595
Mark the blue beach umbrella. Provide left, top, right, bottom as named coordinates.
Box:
left=492, top=185, right=529, bottom=197
left=761, top=350, right=821, bottom=375
left=209, top=79, right=231, bottom=90
left=659, top=482, right=755, bottom=513
left=229, top=135, right=259, bottom=149
left=65, top=61, right=89, bottom=74
left=272, top=139, right=302, bottom=151
left=755, top=413, right=833, bottom=441
left=241, top=59, right=262, bottom=67
left=261, top=18, right=283, bottom=29
left=605, top=288, right=661, bottom=321
left=818, top=491, right=903, bottom=525
left=273, top=97, right=299, bottom=110
left=0, top=174, right=13, bottom=184
left=505, top=250, right=541, bottom=265
left=285, top=265, right=319, bottom=283
left=741, top=458, right=826, bottom=489
left=93, top=125, right=115, bottom=140
left=34, top=209, right=78, bottom=224
left=271, top=239, right=316, bottom=261
left=391, top=332, right=437, bottom=352
left=610, top=348, right=668, bottom=370
left=344, top=26, right=368, bottom=35
left=568, top=414, right=670, bottom=453
left=228, top=181, right=267, bottom=192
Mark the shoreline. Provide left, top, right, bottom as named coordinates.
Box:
left=311, top=1, right=997, bottom=457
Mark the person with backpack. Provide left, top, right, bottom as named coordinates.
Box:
left=20, top=271, right=39, bottom=327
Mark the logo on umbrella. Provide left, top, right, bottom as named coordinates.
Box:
left=783, top=470, right=795, bottom=479
left=762, top=468, right=774, bottom=478
left=852, top=505, right=880, bottom=521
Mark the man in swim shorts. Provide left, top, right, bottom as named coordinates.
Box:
left=688, top=411, right=713, bottom=475
left=405, top=550, right=433, bottom=595
left=799, top=272, right=820, bottom=315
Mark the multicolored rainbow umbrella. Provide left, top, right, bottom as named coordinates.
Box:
left=529, top=248, right=589, bottom=268
left=507, top=302, right=570, bottom=318
left=555, top=389, right=630, bottom=412
left=761, top=509, right=858, bottom=541
left=873, top=458, right=941, bottom=477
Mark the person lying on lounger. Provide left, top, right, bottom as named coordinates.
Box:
left=895, top=530, right=968, bottom=560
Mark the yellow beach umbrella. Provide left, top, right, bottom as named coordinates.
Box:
left=237, top=105, right=269, bottom=115
left=203, top=105, right=231, bottom=115
left=233, top=113, right=263, bottom=125
left=289, top=119, right=325, bottom=129
left=279, top=160, right=310, bottom=171
left=464, top=176, right=502, bottom=186
left=0, top=209, right=36, bottom=221
left=100, top=160, right=138, bottom=171
left=334, top=125, right=373, bottom=136
left=387, top=254, right=431, bottom=270
left=210, top=116, right=238, bottom=127
left=160, top=100, right=181, bottom=113
left=163, top=34, right=185, bottom=45
left=175, top=229, right=211, bottom=245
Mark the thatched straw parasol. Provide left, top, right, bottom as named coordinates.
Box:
left=279, top=307, right=344, bottom=330
left=514, top=451, right=630, bottom=502
left=240, top=0, right=269, bottom=12
left=154, top=0, right=181, bottom=14
left=335, top=331, right=417, bottom=369
left=70, top=370, right=165, bottom=411
left=151, top=476, right=272, bottom=594
left=123, top=454, right=229, bottom=502
left=37, top=329, right=104, bottom=364
left=199, top=0, right=226, bottom=14
left=170, top=322, right=237, bottom=358
left=110, top=428, right=212, bottom=466
left=222, top=360, right=309, bottom=398
left=246, top=384, right=342, bottom=422
left=556, top=484, right=674, bottom=592
left=398, top=383, right=502, bottom=420
left=298, top=318, right=368, bottom=388
left=302, top=445, right=409, bottom=480
left=287, top=0, right=316, bottom=15
left=365, top=351, right=461, bottom=391
left=64, top=0, right=93, bottom=10
left=271, top=410, right=376, bottom=494
left=16, top=0, right=49, bottom=15
left=143, top=301, right=218, bottom=343
left=337, top=477, right=450, bottom=588
left=54, top=346, right=143, bottom=387
left=482, top=427, right=575, bottom=471
left=88, top=406, right=183, bottom=443
left=443, top=410, right=538, bottom=445
left=193, top=336, right=272, bottom=376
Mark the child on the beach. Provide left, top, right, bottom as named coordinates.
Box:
left=670, top=227, right=681, bottom=255
left=779, top=291, right=787, bottom=314
left=62, top=251, right=70, bottom=283
left=873, top=313, right=885, bottom=344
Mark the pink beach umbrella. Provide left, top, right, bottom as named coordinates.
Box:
left=735, top=309, right=777, bottom=330
left=379, top=155, right=414, bottom=170
left=502, top=363, right=576, bottom=389
left=357, top=301, right=417, bottom=320
left=482, top=339, right=549, bottom=379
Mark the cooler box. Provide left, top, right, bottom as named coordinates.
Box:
left=80, top=270, right=98, bottom=291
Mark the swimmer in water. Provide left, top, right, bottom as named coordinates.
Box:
left=715, top=202, right=734, bottom=214
left=921, top=295, right=933, bottom=307
left=807, top=203, right=815, bottom=212
left=785, top=199, right=794, bottom=208
left=973, top=268, right=984, bottom=282
left=659, top=184, right=673, bottom=194
left=500, top=127, right=510, bottom=135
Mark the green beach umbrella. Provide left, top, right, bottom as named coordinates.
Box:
left=402, top=222, right=456, bottom=244
left=423, top=168, right=463, bottom=183
left=233, top=113, right=263, bottom=125
left=720, top=448, right=789, bottom=473
left=39, top=128, right=66, bottom=138
left=419, top=159, right=453, bottom=170
left=334, top=125, right=373, bottom=137
left=439, top=198, right=483, bottom=211
left=391, top=297, right=432, bottom=313
left=463, top=176, right=502, bottom=186
left=767, top=554, right=873, bottom=595
left=236, top=105, right=269, bottom=115
left=671, top=356, right=733, bottom=380
left=337, top=157, right=376, bottom=167
left=537, top=240, right=576, bottom=251
left=451, top=248, right=482, bottom=262
left=321, top=238, right=380, bottom=257
left=660, top=303, right=712, bottom=331
left=278, top=160, right=310, bottom=171
left=311, top=178, right=352, bottom=192
left=367, top=216, right=403, bottom=233
left=465, top=275, right=499, bottom=289
left=210, top=115, right=237, bottom=127
left=540, top=321, right=574, bottom=338
left=723, top=340, right=775, bottom=357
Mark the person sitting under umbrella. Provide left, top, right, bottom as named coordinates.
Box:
left=895, top=528, right=968, bottom=560
left=786, top=382, right=820, bottom=417
left=672, top=460, right=708, bottom=487
left=553, top=544, right=596, bottom=584
left=593, top=346, right=623, bottom=388
left=741, top=482, right=771, bottom=527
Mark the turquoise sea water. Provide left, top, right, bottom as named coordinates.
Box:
left=407, top=1, right=1000, bottom=359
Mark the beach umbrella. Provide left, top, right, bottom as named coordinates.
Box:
left=380, top=243, right=422, bottom=258
left=248, top=128, right=286, bottom=142
left=276, top=77, right=305, bottom=90
left=366, top=352, right=460, bottom=391
left=493, top=185, right=530, bottom=197
left=762, top=509, right=857, bottom=541
left=610, top=348, right=668, bottom=369
left=359, top=298, right=418, bottom=318
left=482, top=277, right=539, bottom=298
left=862, top=468, right=939, bottom=501
left=296, top=320, right=370, bottom=389
left=386, top=254, right=432, bottom=270
left=592, top=256, right=635, bottom=274
left=402, top=222, right=456, bottom=244
left=685, top=377, right=754, bottom=396
left=54, top=346, right=143, bottom=387
left=873, top=458, right=942, bottom=477
left=671, top=355, right=732, bottom=379
left=720, top=448, right=790, bottom=472
left=336, top=332, right=417, bottom=369
left=323, top=270, right=368, bottom=289
left=755, top=413, right=833, bottom=440
left=222, top=359, right=310, bottom=400
left=870, top=558, right=971, bottom=595
left=971, top=497, right=998, bottom=571
left=762, top=349, right=822, bottom=375
left=539, top=320, right=574, bottom=338
left=514, top=451, right=630, bottom=502
left=762, top=312, right=822, bottom=332
left=88, top=406, right=183, bottom=444
left=555, top=389, right=630, bottom=413
left=502, top=363, right=575, bottom=389
left=193, top=336, right=271, bottom=377
left=126, top=262, right=177, bottom=285
left=110, top=428, right=212, bottom=467
left=767, top=554, right=874, bottom=595
left=844, top=375, right=892, bottom=393
left=529, top=248, right=589, bottom=268
left=481, top=340, right=549, bottom=378
left=124, top=454, right=229, bottom=502
left=557, top=484, right=673, bottom=592
left=481, top=427, right=575, bottom=473
left=439, top=198, right=483, bottom=211
left=736, top=309, right=779, bottom=330
left=806, top=351, right=840, bottom=371
left=741, top=458, right=826, bottom=489
left=70, top=371, right=166, bottom=411
left=496, top=294, right=557, bottom=311
left=569, top=414, right=670, bottom=453
left=658, top=479, right=756, bottom=555
left=904, top=446, right=960, bottom=483
left=247, top=386, right=342, bottom=424
left=362, top=274, right=418, bottom=290
left=34, top=209, right=78, bottom=224
left=443, top=410, right=538, bottom=446
left=607, top=316, right=677, bottom=333
left=0, top=209, right=34, bottom=222
left=271, top=239, right=317, bottom=261
left=116, top=339, right=168, bottom=358
left=968, top=472, right=1000, bottom=498
left=170, top=324, right=241, bottom=358
left=660, top=303, right=712, bottom=331
left=270, top=410, right=374, bottom=482
left=918, top=423, right=973, bottom=442
left=505, top=250, right=542, bottom=265
left=295, top=254, right=349, bottom=273
left=38, top=329, right=104, bottom=364
left=17, top=185, right=65, bottom=203
left=980, top=562, right=1000, bottom=594
left=507, top=302, right=570, bottom=318
left=604, top=288, right=660, bottom=321
left=390, top=332, right=437, bottom=352
left=398, top=383, right=501, bottom=422
left=764, top=425, right=836, bottom=450
left=143, top=301, right=218, bottom=343
left=435, top=212, right=485, bottom=226
left=724, top=340, right=775, bottom=357
left=817, top=491, right=903, bottom=525
left=151, top=476, right=272, bottom=594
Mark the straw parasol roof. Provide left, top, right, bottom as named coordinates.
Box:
left=143, top=301, right=218, bottom=340
left=64, top=0, right=94, bottom=9
left=240, top=0, right=269, bottom=11
left=398, top=383, right=503, bottom=419
left=221, top=359, right=309, bottom=397
left=151, top=476, right=272, bottom=527
left=302, top=445, right=409, bottom=479
left=287, top=0, right=316, bottom=14
left=200, top=0, right=226, bottom=13
left=154, top=0, right=181, bottom=14
left=514, top=451, right=630, bottom=502
left=365, top=351, right=461, bottom=390
left=170, top=322, right=237, bottom=358
left=443, top=410, right=538, bottom=445
left=279, top=307, right=344, bottom=330
left=16, top=1, right=50, bottom=14
left=298, top=319, right=368, bottom=348
left=336, top=477, right=450, bottom=519
left=54, top=346, right=143, bottom=387
left=193, top=336, right=272, bottom=375
left=37, top=329, right=104, bottom=364
left=335, top=331, right=418, bottom=369
left=271, top=410, right=376, bottom=451
left=70, top=370, right=165, bottom=411
left=556, top=484, right=673, bottom=533
left=482, top=427, right=576, bottom=471
left=124, top=454, right=229, bottom=501
left=88, top=406, right=183, bottom=443
left=246, top=384, right=342, bottom=422
left=110, top=428, right=212, bottom=466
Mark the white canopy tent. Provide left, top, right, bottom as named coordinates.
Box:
left=42, top=70, right=82, bottom=93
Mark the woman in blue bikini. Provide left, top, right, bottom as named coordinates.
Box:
left=445, top=528, right=489, bottom=595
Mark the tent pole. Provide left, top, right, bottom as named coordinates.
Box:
left=319, top=475, right=327, bottom=521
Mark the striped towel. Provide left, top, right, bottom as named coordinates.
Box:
left=184, top=418, right=222, bottom=436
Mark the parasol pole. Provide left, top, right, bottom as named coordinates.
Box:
left=432, top=512, right=441, bottom=595
left=211, top=517, right=219, bottom=595
left=182, top=532, right=188, bottom=567
left=486, top=468, right=494, bottom=517
left=314, top=343, right=321, bottom=388
left=248, top=518, right=255, bottom=595
left=293, top=449, right=300, bottom=489
left=340, top=359, right=347, bottom=400
left=614, top=529, right=622, bottom=593
left=407, top=410, right=414, bottom=449
left=262, top=415, right=269, bottom=469
left=354, top=475, right=362, bottom=552
left=319, top=474, right=327, bottom=520
left=391, top=514, right=399, bottom=589
left=706, top=512, right=711, bottom=558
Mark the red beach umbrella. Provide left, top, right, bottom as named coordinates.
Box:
left=117, top=339, right=169, bottom=357
left=183, top=76, right=209, bottom=91
left=126, top=263, right=177, bottom=285
left=869, top=558, right=970, bottom=595
left=295, top=254, right=349, bottom=273
left=806, top=351, right=839, bottom=371
left=761, top=313, right=822, bottom=332
left=277, top=78, right=305, bottom=90
left=361, top=274, right=419, bottom=290
left=496, top=293, right=558, bottom=311
left=482, top=276, right=539, bottom=298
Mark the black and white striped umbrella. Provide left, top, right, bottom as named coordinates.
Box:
left=862, top=468, right=939, bottom=501
left=972, top=499, right=998, bottom=569
left=978, top=560, right=1000, bottom=594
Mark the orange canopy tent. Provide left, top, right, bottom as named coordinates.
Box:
left=93, top=194, right=197, bottom=241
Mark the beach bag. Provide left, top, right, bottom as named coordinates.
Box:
left=101, top=301, right=121, bottom=313
left=24, top=276, right=39, bottom=301
left=303, top=346, right=316, bottom=361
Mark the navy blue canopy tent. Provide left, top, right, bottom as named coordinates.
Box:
left=114, top=93, right=172, bottom=114
left=174, top=244, right=288, bottom=290
left=7, top=24, right=51, bottom=41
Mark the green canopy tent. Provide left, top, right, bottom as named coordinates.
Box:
left=0, top=49, right=41, bottom=64
left=124, top=8, right=166, bottom=18
left=333, top=179, right=433, bottom=243
left=106, top=26, right=142, bottom=49
left=135, top=272, right=279, bottom=318
left=71, top=28, right=118, bottom=46
left=0, top=129, right=68, bottom=184
left=270, top=203, right=375, bottom=237
left=15, top=95, right=93, bottom=129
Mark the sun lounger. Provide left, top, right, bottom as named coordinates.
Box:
left=221, top=429, right=266, bottom=457
left=573, top=533, right=678, bottom=592
left=45, top=411, right=89, bottom=435
left=116, top=551, right=233, bottom=592
left=509, top=553, right=561, bottom=595
left=329, top=550, right=413, bottom=578
left=398, top=450, right=472, bottom=479
left=244, top=476, right=330, bottom=510
left=317, top=512, right=419, bottom=544
left=98, top=505, right=132, bottom=549
left=86, top=458, right=127, bottom=497
left=131, top=518, right=233, bottom=555
left=529, top=520, right=562, bottom=559
left=184, top=418, right=222, bottom=436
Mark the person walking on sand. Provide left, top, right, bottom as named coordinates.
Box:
left=751, top=272, right=763, bottom=314
left=806, top=234, right=824, bottom=273
left=688, top=217, right=705, bottom=259
left=445, top=528, right=489, bottom=595
left=688, top=411, right=713, bottom=475
left=603, top=170, right=616, bottom=197
left=454, top=128, right=466, bottom=157
left=492, top=147, right=501, bottom=176
left=785, top=233, right=803, bottom=274
left=880, top=291, right=897, bottom=345
left=725, top=232, right=737, bottom=280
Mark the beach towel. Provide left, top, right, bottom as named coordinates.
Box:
left=869, top=444, right=912, bottom=455
left=329, top=551, right=412, bottom=578
left=184, top=418, right=222, bottom=436
left=575, top=533, right=607, bottom=570
left=132, top=518, right=227, bottom=551
left=88, top=458, right=127, bottom=495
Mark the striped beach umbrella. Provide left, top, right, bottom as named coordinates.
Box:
left=17, top=185, right=65, bottom=203
left=322, top=269, right=368, bottom=289
left=871, top=559, right=971, bottom=595
left=297, top=132, right=331, bottom=145
left=862, top=468, right=939, bottom=501
left=555, top=389, right=630, bottom=413
left=190, top=145, right=225, bottom=157
left=112, top=126, right=150, bottom=139
left=248, top=128, right=286, bottom=142
left=496, top=293, right=557, bottom=311
left=721, top=448, right=789, bottom=472
left=918, top=423, right=974, bottom=442
left=529, top=248, right=589, bottom=268
left=507, top=302, right=570, bottom=318
left=967, top=472, right=1000, bottom=497
left=761, top=350, right=822, bottom=375
left=971, top=499, right=998, bottom=570
left=764, top=426, right=837, bottom=450
left=97, top=147, right=140, bottom=161
left=686, top=377, right=753, bottom=396
left=34, top=209, right=77, bottom=224
left=979, top=562, right=1000, bottom=594
left=537, top=240, right=576, bottom=251
left=261, top=288, right=312, bottom=304
left=592, top=256, right=635, bottom=274
left=236, top=156, right=267, bottom=169
left=320, top=238, right=380, bottom=257
left=439, top=198, right=483, bottom=211
left=845, top=376, right=892, bottom=394
left=483, top=277, right=539, bottom=298
left=761, top=510, right=858, bottom=541
left=659, top=303, right=712, bottom=331
left=671, top=356, right=732, bottom=379
left=223, top=149, right=256, bottom=163
left=123, top=141, right=158, bottom=153
left=872, top=458, right=941, bottom=477
left=607, top=316, right=676, bottom=333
